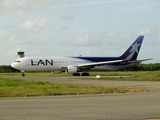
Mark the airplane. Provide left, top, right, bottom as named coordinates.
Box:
left=11, top=36, right=152, bottom=77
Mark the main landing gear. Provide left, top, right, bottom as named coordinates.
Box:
left=72, top=73, right=80, bottom=76
left=72, top=72, right=89, bottom=76
left=82, top=72, right=89, bottom=76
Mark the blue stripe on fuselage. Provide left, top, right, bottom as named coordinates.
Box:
left=71, top=57, right=121, bottom=62
left=71, top=57, right=132, bottom=66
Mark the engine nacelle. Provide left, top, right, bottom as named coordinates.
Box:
left=65, top=66, right=78, bottom=73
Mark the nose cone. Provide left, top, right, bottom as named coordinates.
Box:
left=11, top=62, right=19, bottom=70
left=11, top=62, right=16, bottom=68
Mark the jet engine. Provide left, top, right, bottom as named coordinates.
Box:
left=65, top=65, right=78, bottom=73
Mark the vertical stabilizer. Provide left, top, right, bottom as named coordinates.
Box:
left=120, top=36, right=144, bottom=61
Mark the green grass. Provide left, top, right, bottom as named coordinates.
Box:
left=87, top=71, right=160, bottom=81
left=0, top=71, right=159, bottom=76
left=1, top=71, right=154, bottom=97
left=1, top=71, right=160, bottom=81
left=0, top=77, right=128, bottom=97
left=89, top=71, right=160, bottom=76
left=0, top=72, right=72, bottom=77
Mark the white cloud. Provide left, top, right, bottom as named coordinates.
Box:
left=139, top=28, right=154, bottom=35
left=0, top=0, right=26, bottom=15
left=62, top=30, right=120, bottom=47
left=73, top=35, right=91, bottom=46
left=63, top=34, right=103, bottom=47
left=105, top=30, right=119, bottom=37
left=18, top=12, right=73, bottom=33
left=135, top=27, right=158, bottom=36
left=0, top=0, right=126, bottom=15
left=20, top=17, right=51, bottom=32
left=0, top=0, right=73, bottom=15
left=131, top=27, right=159, bottom=52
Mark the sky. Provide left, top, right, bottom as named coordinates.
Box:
left=0, top=0, right=160, bottom=65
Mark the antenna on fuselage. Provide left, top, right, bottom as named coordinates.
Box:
left=17, top=51, right=25, bottom=58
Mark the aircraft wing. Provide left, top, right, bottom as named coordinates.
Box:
left=77, top=58, right=152, bottom=69
left=77, top=60, right=123, bottom=68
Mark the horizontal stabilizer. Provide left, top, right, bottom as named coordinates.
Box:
left=127, top=58, right=153, bottom=63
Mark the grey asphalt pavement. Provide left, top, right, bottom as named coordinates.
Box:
left=1, top=93, right=160, bottom=120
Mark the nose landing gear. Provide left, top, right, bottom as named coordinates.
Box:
left=21, top=70, right=25, bottom=77
left=22, top=72, right=25, bottom=77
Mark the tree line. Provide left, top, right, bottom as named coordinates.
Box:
left=0, top=63, right=160, bottom=73
left=118, top=63, right=160, bottom=71
left=0, top=65, right=19, bottom=73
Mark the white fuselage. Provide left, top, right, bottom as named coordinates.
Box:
left=11, top=56, right=137, bottom=72
left=12, top=57, right=89, bottom=71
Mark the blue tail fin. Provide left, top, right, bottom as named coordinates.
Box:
left=120, top=36, right=144, bottom=61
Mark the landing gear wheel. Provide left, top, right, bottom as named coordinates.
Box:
left=72, top=73, right=80, bottom=76
left=22, top=72, right=25, bottom=77
left=82, top=72, right=89, bottom=76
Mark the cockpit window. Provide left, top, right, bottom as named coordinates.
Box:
left=15, top=60, right=21, bottom=63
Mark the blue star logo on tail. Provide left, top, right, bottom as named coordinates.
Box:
left=130, top=42, right=141, bottom=53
